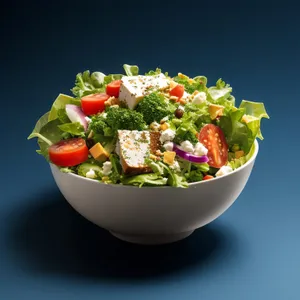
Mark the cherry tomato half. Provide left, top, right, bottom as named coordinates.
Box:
left=81, top=93, right=110, bottom=116
left=106, top=80, right=122, bottom=98
left=170, top=84, right=184, bottom=99
left=203, top=175, right=214, bottom=180
left=198, top=124, right=228, bottom=168
left=49, top=138, right=89, bottom=167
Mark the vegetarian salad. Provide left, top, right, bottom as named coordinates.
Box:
left=28, top=64, right=269, bottom=188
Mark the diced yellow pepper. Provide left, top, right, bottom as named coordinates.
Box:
left=163, top=151, right=176, bottom=165
left=160, top=123, right=169, bottom=131
left=235, top=150, right=245, bottom=159
left=209, top=104, right=225, bottom=120
left=89, top=142, right=109, bottom=162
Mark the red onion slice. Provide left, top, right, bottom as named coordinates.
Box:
left=173, top=143, right=209, bottom=163
left=65, top=104, right=88, bottom=131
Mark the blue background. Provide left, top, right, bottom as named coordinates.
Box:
left=1, top=1, right=300, bottom=299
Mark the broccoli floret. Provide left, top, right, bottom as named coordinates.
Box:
left=89, top=115, right=113, bottom=137
left=106, top=106, right=146, bottom=133
left=186, top=169, right=203, bottom=183
left=136, top=92, right=175, bottom=124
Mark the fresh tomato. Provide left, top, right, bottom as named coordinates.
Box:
left=81, top=93, right=110, bottom=116
left=49, top=138, right=89, bottom=167
left=170, top=84, right=184, bottom=99
left=106, top=80, right=122, bottom=97
left=203, top=175, right=214, bottom=180
left=198, top=124, right=228, bottom=168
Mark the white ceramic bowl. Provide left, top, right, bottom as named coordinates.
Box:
left=50, top=140, right=258, bottom=245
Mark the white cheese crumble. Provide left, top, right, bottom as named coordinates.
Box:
left=194, top=142, right=208, bottom=156
left=86, top=169, right=97, bottom=179
left=102, top=161, right=112, bottom=176
left=163, top=141, right=174, bottom=151
left=180, top=140, right=194, bottom=153
left=170, top=160, right=181, bottom=173
left=215, top=166, right=233, bottom=177
left=160, top=129, right=176, bottom=143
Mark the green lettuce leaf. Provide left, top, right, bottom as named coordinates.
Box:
left=28, top=112, right=51, bottom=144
left=48, top=94, right=80, bottom=122
left=28, top=117, right=64, bottom=160
left=123, top=64, right=139, bottom=76
left=104, top=74, right=123, bottom=85
left=71, top=71, right=106, bottom=98
left=239, top=100, right=270, bottom=139
left=77, top=163, right=103, bottom=179
left=173, top=104, right=210, bottom=145
left=56, top=108, right=71, bottom=123
left=239, top=100, right=269, bottom=119
left=193, top=75, right=208, bottom=86
left=207, top=78, right=233, bottom=107
left=59, top=167, right=77, bottom=173
left=218, top=107, right=253, bottom=153
left=173, top=73, right=207, bottom=93
left=58, top=122, right=85, bottom=137
left=227, top=142, right=256, bottom=169
left=167, top=171, right=189, bottom=188
left=121, top=173, right=168, bottom=187
left=145, top=68, right=162, bottom=76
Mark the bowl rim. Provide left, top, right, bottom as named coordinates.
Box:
left=50, top=139, right=259, bottom=189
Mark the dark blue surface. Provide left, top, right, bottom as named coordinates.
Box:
left=1, top=1, right=300, bottom=299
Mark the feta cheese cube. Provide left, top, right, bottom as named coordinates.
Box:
left=215, top=166, right=233, bottom=177
left=192, top=92, right=207, bottom=104
left=180, top=140, right=194, bottom=153
left=118, top=130, right=150, bottom=168
left=119, top=74, right=170, bottom=109
left=160, top=129, right=176, bottom=143
left=194, top=142, right=208, bottom=156
left=163, top=141, right=174, bottom=151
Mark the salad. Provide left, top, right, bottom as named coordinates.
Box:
left=28, top=64, right=269, bottom=188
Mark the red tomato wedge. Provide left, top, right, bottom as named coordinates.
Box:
left=81, top=93, right=110, bottom=116
left=49, top=138, right=89, bottom=167
left=203, top=175, right=214, bottom=180
left=106, top=80, right=122, bottom=97
left=198, top=124, right=228, bottom=168
left=170, top=84, right=184, bottom=99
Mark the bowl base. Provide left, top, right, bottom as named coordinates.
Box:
left=109, top=230, right=194, bottom=245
